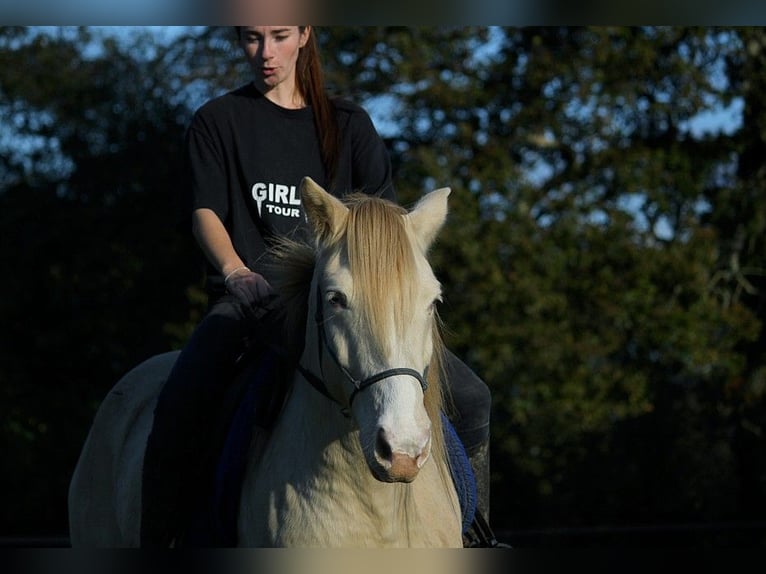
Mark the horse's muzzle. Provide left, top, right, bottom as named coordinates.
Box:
left=372, top=428, right=432, bottom=483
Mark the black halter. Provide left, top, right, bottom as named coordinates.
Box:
left=297, top=285, right=429, bottom=417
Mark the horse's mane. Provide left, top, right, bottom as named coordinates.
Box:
left=266, top=193, right=452, bottom=487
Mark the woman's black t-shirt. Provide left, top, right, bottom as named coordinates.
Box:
left=186, top=83, right=396, bottom=285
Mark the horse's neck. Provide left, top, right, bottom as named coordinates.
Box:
left=278, top=376, right=452, bottom=536
left=279, top=373, right=361, bottom=467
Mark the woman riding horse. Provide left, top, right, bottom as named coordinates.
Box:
left=139, top=26, right=492, bottom=546
left=69, top=179, right=465, bottom=546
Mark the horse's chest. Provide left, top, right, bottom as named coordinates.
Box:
left=241, top=459, right=384, bottom=546
left=275, top=484, right=375, bottom=546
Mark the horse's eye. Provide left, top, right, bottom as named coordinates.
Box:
left=328, top=291, right=348, bottom=309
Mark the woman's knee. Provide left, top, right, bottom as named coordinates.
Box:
left=443, top=349, right=492, bottom=450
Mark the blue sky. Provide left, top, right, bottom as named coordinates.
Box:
left=67, top=26, right=743, bottom=139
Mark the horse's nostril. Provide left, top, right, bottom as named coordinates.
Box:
left=375, top=428, right=393, bottom=462
left=374, top=426, right=428, bottom=482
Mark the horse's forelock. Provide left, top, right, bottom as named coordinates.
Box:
left=343, top=195, right=449, bottom=481
left=344, top=195, right=415, bottom=350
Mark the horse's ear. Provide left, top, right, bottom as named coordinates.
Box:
left=406, top=187, right=450, bottom=252
left=300, top=177, right=349, bottom=241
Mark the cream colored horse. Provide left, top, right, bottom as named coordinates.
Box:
left=68, top=178, right=462, bottom=547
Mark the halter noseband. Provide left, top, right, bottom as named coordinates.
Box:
left=297, top=285, right=429, bottom=417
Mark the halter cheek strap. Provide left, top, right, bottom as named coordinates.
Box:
left=297, top=285, right=429, bottom=417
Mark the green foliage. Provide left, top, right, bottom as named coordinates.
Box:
left=0, top=27, right=205, bottom=535
left=320, top=26, right=765, bottom=534
left=1, top=26, right=765, bottom=543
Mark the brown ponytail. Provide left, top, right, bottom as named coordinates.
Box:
left=295, top=27, right=340, bottom=187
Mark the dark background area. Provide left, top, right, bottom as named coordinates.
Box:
left=1, top=26, right=765, bottom=546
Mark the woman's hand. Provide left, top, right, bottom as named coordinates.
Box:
left=224, top=267, right=273, bottom=307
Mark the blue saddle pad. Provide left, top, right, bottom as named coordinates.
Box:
left=441, top=412, right=478, bottom=533
left=191, top=355, right=477, bottom=545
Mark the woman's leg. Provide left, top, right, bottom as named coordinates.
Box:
left=140, top=296, right=253, bottom=547
left=442, top=349, right=493, bottom=522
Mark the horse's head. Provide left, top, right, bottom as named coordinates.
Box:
left=299, top=177, right=450, bottom=483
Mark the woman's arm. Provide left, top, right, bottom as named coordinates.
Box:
left=192, top=208, right=272, bottom=305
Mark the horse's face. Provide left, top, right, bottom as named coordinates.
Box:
left=316, top=247, right=440, bottom=482
left=301, top=178, right=450, bottom=483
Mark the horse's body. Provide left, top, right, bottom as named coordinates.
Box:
left=68, top=178, right=462, bottom=547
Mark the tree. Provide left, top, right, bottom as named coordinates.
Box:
left=317, top=27, right=764, bottom=537
left=0, top=27, right=203, bottom=535
left=1, top=26, right=764, bottom=544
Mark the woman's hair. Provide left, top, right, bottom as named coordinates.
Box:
left=236, top=26, right=341, bottom=186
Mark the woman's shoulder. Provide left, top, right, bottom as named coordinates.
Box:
left=194, top=84, right=261, bottom=118
left=332, top=97, right=372, bottom=118
left=331, top=97, right=377, bottom=134
left=188, top=85, right=273, bottom=139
